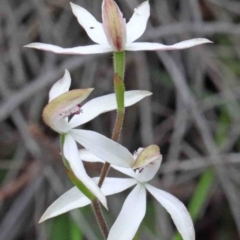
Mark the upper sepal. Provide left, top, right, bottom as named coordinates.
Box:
left=102, top=0, right=126, bottom=51
left=43, top=89, right=93, bottom=133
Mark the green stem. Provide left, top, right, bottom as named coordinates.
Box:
left=98, top=51, right=126, bottom=188
left=94, top=52, right=126, bottom=237
left=113, top=51, right=125, bottom=79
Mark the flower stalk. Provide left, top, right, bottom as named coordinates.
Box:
left=95, top=51, right=126, bottom=237
left=98, top=51, right=126, bottom=188
left=92, top=200, right=109, bottom=239
left=113, top=51, right=125, bottom=79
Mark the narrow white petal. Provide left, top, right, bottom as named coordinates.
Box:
left=108, top=184, right=146, bottom=240
left=79, top=149, right=137, bottom=179
left=100, top=177, right=137, bottom=195
left=111, top=165, right=137, bottom=178
left=125, top=38, right=212, bottom=51
left=63, top=134, right=107, bottom=208
left=79, top=149, right=105, bottom=163
left=126, top=1, right=150, bottom=43
left=71, top=129, right=134, bottom=167
left=24, top=43, right=112, bottom=54
left=49, top=70, right=71, bottom=102
left=39, top=177, right=136, bottom=223
left=146, top=184, right=195, bottom=240
left=69, top=90, right=152, bottom=128
left=39, top=187, right=91, bottom=223
left=70, top=2, right=109, bottom=45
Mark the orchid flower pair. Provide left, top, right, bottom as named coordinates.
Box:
left=25, top=1, right=211, bottom=55
left=42, top=70, right=195, bottom=240
left=43, top=69, right=151, bottom=208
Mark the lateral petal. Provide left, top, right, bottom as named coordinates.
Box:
left=126, top=1, right=150, bottom=43
left=146, top=184, right=195, bottom=240
left=125, top=38, right=212, bottom=51
left=79, top=148, right=105, bottom=163
left=63, top=134, right=107, bottom=208
left=111, top=165, right=136, bottom=179
left=70, top=2, right=109, bottom=45
left=69, top=90, right=152, bottom=128
left=79, top=149, right=137, bottom=179
left=24, top=43, right=112, bottom=54
left=100, top=177, right=137, bottom=196
left=107, top=184, right=146, bottom=240
left=39, top=187, right=91, bottom=223
left=71, top=129, right=134, bottom=167
left=39, top=177, right=136, bottom=223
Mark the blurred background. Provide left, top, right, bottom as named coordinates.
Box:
left=0, top=0, right=240, bottom=239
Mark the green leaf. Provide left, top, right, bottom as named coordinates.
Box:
left=70, top=219, right=83, bottom=240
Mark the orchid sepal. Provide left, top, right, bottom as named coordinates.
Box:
left=102, top=0, right=126, bottom=51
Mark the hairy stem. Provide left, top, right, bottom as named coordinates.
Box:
left=98, top=52, right=126, bottom=188
left=92, top=199, right=109, bottom=239
left=95, top=51, right=126, bottom=238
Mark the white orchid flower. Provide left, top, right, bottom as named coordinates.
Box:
left=44, top=69, right=152, bottom=208
left=25, top=0, right=211, bottom=54
left=39, top=145, right=194, bottom=240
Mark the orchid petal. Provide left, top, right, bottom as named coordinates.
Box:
left=125, top=38, right=212, bottom=51
left=49, top=70, right=71, bottom=102
left=100, top=177, right=137, bottom=195
left=70, top=2, right=109, bottom=45
left=69, top=90, right=152, bottom=128
left=79, top=149, right=105, bottom=163
left=63, top=134, right=107, bottom=208
left=79, top=149, right=137, bottom=178
left=146, top=184, right=195, bottom=240
left=111, top=165, right=136, bottom=179
left=107, top=184, right=146, bottom=240
left=39, top=177, right=136, bottom=223
left=24, top=43, right=112, bottom=54
left=71, top=129, right=134, bottom=167
left=126, top=1, right=150, bottom=43
left=39, top=187, right=91, bottom=223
